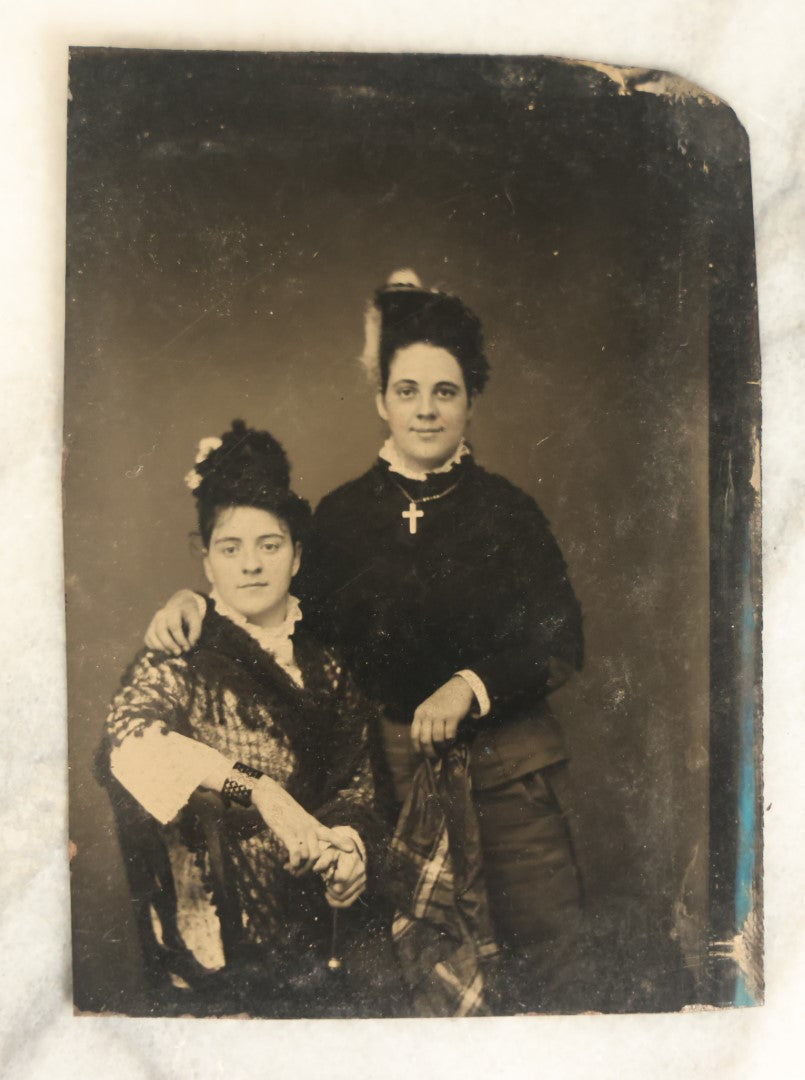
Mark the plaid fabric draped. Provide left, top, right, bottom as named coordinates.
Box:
left=384, top=745, right=501, bottom=1016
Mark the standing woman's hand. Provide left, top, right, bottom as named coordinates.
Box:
left=411, top=675, right=476, bottom=759
left=144, top=589, right=204, bottom=654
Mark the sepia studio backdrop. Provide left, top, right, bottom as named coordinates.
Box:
left=65, top=50, right=759, bottom=1013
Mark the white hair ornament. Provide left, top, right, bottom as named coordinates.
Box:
left=184, top=435, right=224, bottom=490
left=358, top=268, right=425, bottom=384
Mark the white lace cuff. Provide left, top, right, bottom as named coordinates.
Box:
left=455, top=669, right=491, bottom=718
left=110, top=727, right=230, bottom=824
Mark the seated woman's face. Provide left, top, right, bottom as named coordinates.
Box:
left=376, top=342, right=472, bottom=472
left=203, top=505, right=301, bottom=628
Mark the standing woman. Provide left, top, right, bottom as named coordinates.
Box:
left=302, top=272, right=586, bottom=1011
left=147, top=273, right=585, bottom=1012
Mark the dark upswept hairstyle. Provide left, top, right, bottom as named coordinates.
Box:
left=367, top=272, right=490, bottom=397
left=189, top=420, right=311, bottom=548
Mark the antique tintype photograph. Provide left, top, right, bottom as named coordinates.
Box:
left=64, top=48, right=761, bottom=1018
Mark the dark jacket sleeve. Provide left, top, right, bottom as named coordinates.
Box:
left=469, top=487, right=583, bottom=711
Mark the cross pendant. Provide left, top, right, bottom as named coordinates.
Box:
left=402, top=501, right=424, bottom=535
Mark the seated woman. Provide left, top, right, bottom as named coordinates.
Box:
left=101, top=421, right=389, bottom=1017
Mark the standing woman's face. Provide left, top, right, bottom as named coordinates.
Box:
left=376, top=343, right=472, bottom=473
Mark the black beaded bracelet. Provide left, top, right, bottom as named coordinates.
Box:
left=221, top=761, right=264, bottom=807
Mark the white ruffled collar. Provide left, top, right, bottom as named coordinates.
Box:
left=378, top=437, right=471, bottom=482
left=209, top=590, right=304, bottom=685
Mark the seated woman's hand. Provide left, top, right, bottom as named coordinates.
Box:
left=313, top=827, right=367, bottom=908
left=144, top=589, right=204, bottom=655
left=252, top=776, right=335, bottom=876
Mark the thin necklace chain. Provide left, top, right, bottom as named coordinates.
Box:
left=391, top=477, right=462, bottom=505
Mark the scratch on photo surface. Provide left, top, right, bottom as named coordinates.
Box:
left=152, top=264, right=275, bottom=358
left=125, top=444, right=159, bottom=479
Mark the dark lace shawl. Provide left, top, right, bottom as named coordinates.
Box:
left=98, top=605, right=387, bottom=996
left=105, top=604, right=381, bottom=831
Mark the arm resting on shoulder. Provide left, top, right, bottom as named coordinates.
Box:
left=144, top=590, right=207, bottom=654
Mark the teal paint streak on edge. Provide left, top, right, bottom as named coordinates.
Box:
left=734, top=528, right=758, bottom=1006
